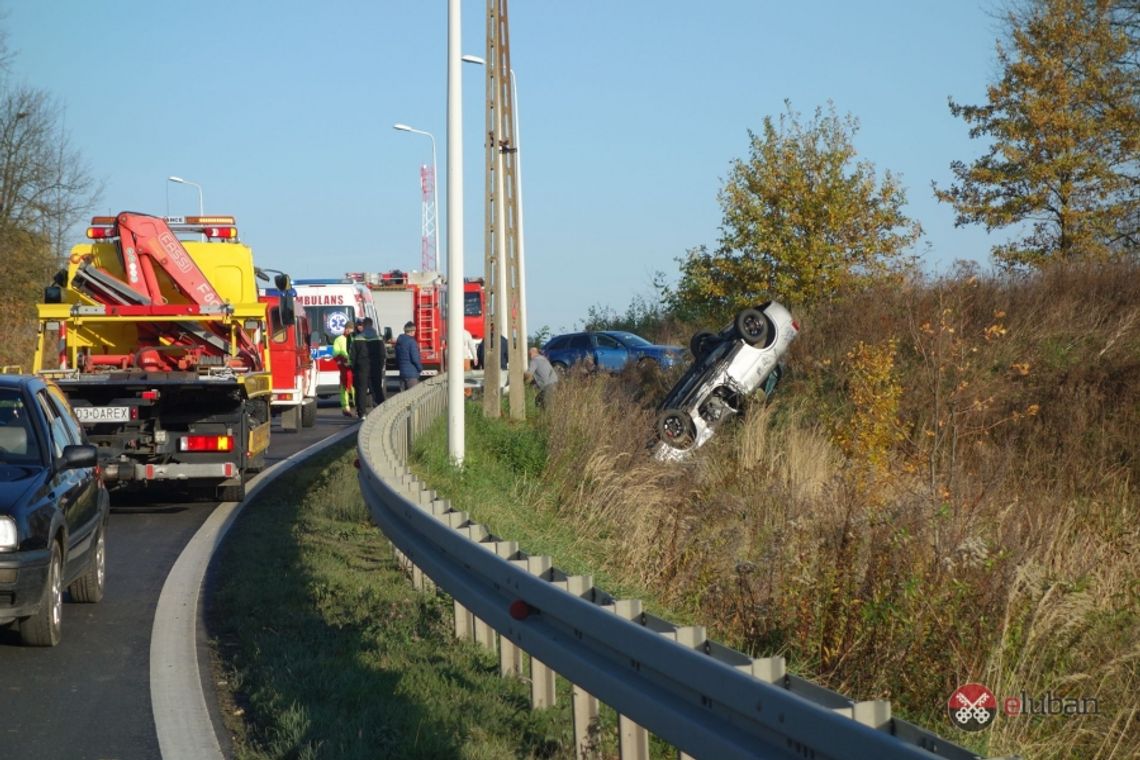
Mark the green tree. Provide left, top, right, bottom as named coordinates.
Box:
left=936, top=0, right=1140, bottom=266
left=664, top=102, right=920, bottom=321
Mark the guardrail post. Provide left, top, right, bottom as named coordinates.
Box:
left=530, top=655, right=556, bottom=709
left=500, top=636, right=522, bottom=677
left=572, top=684, right=600, bottom=759
left=474, top=615, right=496, bottom=650
left=618, top=714, right=649, bottom=760
left=454, top=600, right=474, bottom=641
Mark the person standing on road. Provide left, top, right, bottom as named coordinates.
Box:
left=361, top=317, right=386, bottom=407
left=526, top=346, right=559, bottom=407
left=395, top=321, right=423, bottom=391
left=350, top=319, right=372, bottom=417
left=333, top=323, right=355, bottom=417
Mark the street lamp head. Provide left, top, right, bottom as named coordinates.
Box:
left=461, top=55, right=486, bottom=65
left=168, top=176, right=186, bottom=183
left=392, top=123, right=413, bottom=132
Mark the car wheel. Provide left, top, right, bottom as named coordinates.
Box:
left=68, top=523, right=106, bottom=603
left=656, top=408, right=695, bottom=450
left=690, top=330, right=716, bottom=360
left=20, top=541, right=62, bottom=646
left=301, top=398, right=317, bottom=428
left=552, top=361, right=568, bottom=377
left=735, top=308, right=771, bottom=346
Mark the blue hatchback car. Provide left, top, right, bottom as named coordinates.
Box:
left=542, top=331, right=685, bottom=374
left=0, top=375, right=109, bottom=646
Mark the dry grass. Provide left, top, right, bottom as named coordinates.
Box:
left=529, top=261, right=1140, bottom=758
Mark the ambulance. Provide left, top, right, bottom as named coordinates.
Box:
left=293, top=279, right=379, bottom=397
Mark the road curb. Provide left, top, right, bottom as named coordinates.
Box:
left=150, top=422, right=360, bottom=760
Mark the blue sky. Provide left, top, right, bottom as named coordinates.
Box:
left=10, top=1, right=1005, bottom=334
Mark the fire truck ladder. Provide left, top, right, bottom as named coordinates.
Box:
left=416, top=289, right=438, bottom=358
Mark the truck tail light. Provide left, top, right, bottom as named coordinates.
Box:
left=179, top=435, right=234, bottom=452
left=86, top=226, right=118, bottom=239
left=141, top=390, right=159, bottom=401
left=205, top=226, right=237, bottom=239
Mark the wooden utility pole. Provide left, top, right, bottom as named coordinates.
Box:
left=482, top=0, right=526, bottom=420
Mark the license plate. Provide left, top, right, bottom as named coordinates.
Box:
left=74, top=406, right=130, bottom=423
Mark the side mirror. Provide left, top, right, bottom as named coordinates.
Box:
left=383, top=327, right=393, bottom=342
left=274, top=273, right=291, bottom=291
left=277, top=291, right=294, bottom=328
left=59, top=444, right=98, bottom=471
left=44, top=286, right=62, bottom=304
left=53, top=269, right=69, bottom=288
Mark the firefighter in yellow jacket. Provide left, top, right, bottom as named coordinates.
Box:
left=332, top=322, right=355, bottom=416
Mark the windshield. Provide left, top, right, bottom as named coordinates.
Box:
left=464, top=291, right=482, bottom=317
left=610, top=332, right=652, bottom=348
left=306, top=305, right=357, bottom=345
left=0, top=389, right=41, bottom=466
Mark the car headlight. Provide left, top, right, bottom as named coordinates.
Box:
left=0, top=516, right=16, bottom=551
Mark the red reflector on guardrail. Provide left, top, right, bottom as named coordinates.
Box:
left=509, top=600, right=531, bottom=621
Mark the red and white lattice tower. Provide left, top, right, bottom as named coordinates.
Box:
left=420, top=164, right=438, bottom=272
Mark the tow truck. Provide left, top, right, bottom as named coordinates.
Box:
left=32, top=212, right=277, bottom=501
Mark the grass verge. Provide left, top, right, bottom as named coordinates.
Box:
left=207, top=440, right=585, bottom=759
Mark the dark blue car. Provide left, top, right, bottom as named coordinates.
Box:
left=0, top=375, right=109, bottom=646
left=542, top=331, right=685, bottom=374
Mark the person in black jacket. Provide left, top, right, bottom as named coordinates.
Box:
left=361, top=317, right=386, bottom=406
left=349, top=319, right=372, bottom=418
left=476, top=334, right=509, bottom=373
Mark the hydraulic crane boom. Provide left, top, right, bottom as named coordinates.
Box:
left=71, top=212, right=262, bottom=371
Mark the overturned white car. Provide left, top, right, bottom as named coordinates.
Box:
left=653, top=302, right=798, bottom=460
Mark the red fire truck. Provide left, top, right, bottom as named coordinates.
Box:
left=259, top=287, right=318, bottom=431
left=346, top=271, right=487, bottom=376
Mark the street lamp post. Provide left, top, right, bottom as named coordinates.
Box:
left=461, top=54, right=527, bottom=349
left=392, top=123, right=440, bottom=272
left=167, top=176, right=204, bottom=216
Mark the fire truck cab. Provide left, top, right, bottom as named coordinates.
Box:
left=259, top=288, right=318, bottom=431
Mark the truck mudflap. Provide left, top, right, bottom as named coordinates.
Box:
left=248, top=420, right=271, bottom=458
left=103, top=461, right=238, bottom=482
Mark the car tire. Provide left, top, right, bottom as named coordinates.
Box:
left=735, top=308, right=771, bottom=346
left=690, top=330, right=716, bottom=360
left=20, top=541, right=63, bottom=647
left=301, top=398, right=317, bottom=428
left=656, top=408, right=696, bottom=450
left=552, top=361, right=568, bottom=377
left=68, top=524, right=106, bottom=603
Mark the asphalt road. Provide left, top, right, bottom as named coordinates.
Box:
left=0, top=406, right=355, bottom=760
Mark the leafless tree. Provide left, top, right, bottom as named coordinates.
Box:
left=0, top=85, right=101, bottom=259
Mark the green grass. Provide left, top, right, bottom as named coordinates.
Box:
left=410, top=399, right=687, bottom=623
left=208, top=441, right=584, bottom=759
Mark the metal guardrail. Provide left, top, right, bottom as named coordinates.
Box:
left=356, top=375, right=986, bottom=760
